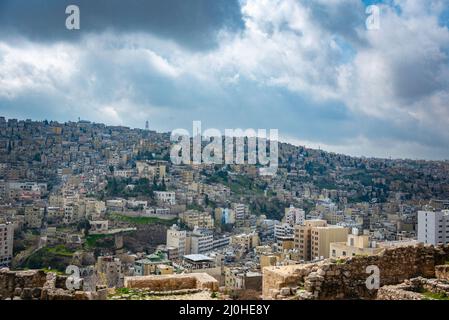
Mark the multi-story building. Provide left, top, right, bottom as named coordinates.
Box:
left=190, top=228, right=214, bottom=254
left=258, top=219, right=279, bottom=240
left=285, top=205, right=305, bottom=226
left=0, top=222, right=13, bottom=266
left=232, top=203, right=248, bottom=220
left=166, top=225, right=187, bottom=257
left=418, top=210, right=449, bottom=245
left=113, top=169, right=134, bottom=178
left=96, top=256, right=124, bottom=288
left=180, top=210, right=214, bottom=230
left=182, top=254, right=216, bottom=272
left=230, top=232, right=260, bottom=252
left=6, top=182, right=47, bottom=200
left=0, top=181, right=6, bottom=201
left=63, top=204, right=79, bottom=224
left=274, top=223, right=294, bottom=240
left=154, top=191, right=176, bottom=205
left=224, top=267, right=262, bottom=291
left=330, top=228, right=383, bottom=258
left=181, top=170, right=194, bottom=184
left=89, top=220, right=109, bottom=234
left=134, top=251, right=172, bottom=276
left=214, top=208, right=235, bottom=226
left=311, top=225, right=348, bottom=260
left=295, top=219, right=348, bottom=261
left=83, top=198, right=106, bottom=220
left=136, top=161, right=166, bottom=179
left=46, top=206, right=64, bottom=224
left=213, top=235, right=231, bottom=250
left=24, top=205, right=44, bottom=229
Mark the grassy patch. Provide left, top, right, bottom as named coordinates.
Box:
left=109, top=213, right=177, bottom=226
left=229, top=175, right=264, bottom=195
left=114, top=288, right=131, bottom=295
left=85, top=234, right=113, bottom=248
left=41, top=267, right=65, bottom=275
left=21, top=245, right=75, bottom=272
left=46, top=245, right=74, bottom=257
left=422, top=291, right=449, bottom=300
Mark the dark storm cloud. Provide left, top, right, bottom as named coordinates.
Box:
left=391, top=54, right=449, bottom=103
left=0, top=0, right=244, bottom=50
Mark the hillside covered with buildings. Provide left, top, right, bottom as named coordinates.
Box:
left=1, top=116, right=449, bottom=300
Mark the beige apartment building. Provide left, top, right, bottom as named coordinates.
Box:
left=260, top=255, right=280, bottom=269
left=180, top=210, right=214, bottom=230
left=181, top=171, right=194, bottom=184
left=24, top=205, right=44, bottom=229
left=330, top=230, right=383, bottom=258
left=294, top=219, right=327, bottom=261
left=166, top=224, right=187, bottom=256
left=136, top=161, right=166, bottom=179
left=294, top=219, right=348, bottom=261
left=310, top=226, right=348, bottom=260
left=230, top=232, right=260, bottom=252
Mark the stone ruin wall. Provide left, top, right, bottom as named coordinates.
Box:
left=124, top=273, right=219, bottom=292
left=263, top=244, right=449, bottom=300
left=377, top=276, right=449, bottom=300
left=1, top=269, right=219, bottom=300
left=435, top=265, right=449, bottom=282
left=0, top=268, right=107, bottom=300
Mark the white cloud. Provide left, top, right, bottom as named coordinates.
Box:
left=338, top=1, right=449, bottom=120
left=0, top=0, right=448, bottom=159
left=0, top=41, right=78, bottom=99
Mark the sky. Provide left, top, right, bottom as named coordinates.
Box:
left=0, top=0, right=449, bottom=160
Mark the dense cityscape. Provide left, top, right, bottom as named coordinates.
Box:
left=1, top=0, right=449, bottom=305
left=1, top=116, right=449, bottom=300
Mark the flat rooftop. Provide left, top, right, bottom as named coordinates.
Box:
left=183, top=254, right=213, bottom=262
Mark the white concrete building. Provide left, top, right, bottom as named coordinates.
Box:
left=190, top=228, right=214, bottom=254
left=259, top=219, right=279, bottom=239
left=232, top=203, right=247, bottom=220
left=418, top=210, right=449, bottom=245
left=285, top=205, right=305, bottom=226
left=154, top=191, right=176, bottom=205
left=6, top=182, right=47, bottom=193
left=274, top=223, right=295, bottom=240
left=166, top=225, right=187, bottom=256
left=89, top=220, right=109, bottom=234
left=0, top=222, right=13, bottom=266
left=113, top=169, right=135, bottom=178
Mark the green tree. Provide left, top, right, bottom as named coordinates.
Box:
left=77, top=219, right=91, bottom=237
